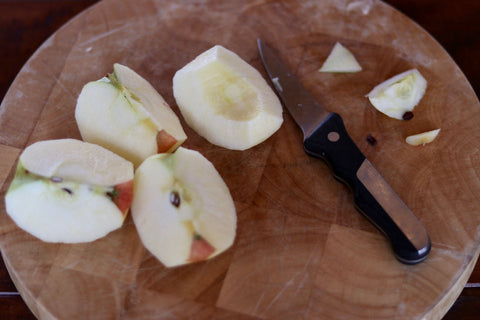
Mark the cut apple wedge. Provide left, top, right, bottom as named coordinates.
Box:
left=406, top=129, right=440, bottom=146
left=75, top=63, right=187, bottom=167
left=366, top=69, right=427, bottom=120
left=4, top=139, right=134, bottom=243
left=131, top=147, right=237, bottom=267
left=318, top=42, right=362, bottom=73
left=173, top=45, right=283, bottom=150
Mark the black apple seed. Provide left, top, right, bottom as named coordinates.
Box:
left=366, top=134, right=377, bottom=146
left=62, top=188, right=73, bottom=195
left=402, top=111, right=414, bottom=120
left=170, top=191, right=181, bottom=208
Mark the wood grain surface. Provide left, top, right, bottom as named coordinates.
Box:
left=1, top=0, right=480, bottom=319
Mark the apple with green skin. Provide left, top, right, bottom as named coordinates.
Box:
left=173, top=45, right=283, bottom=150
left=4, top=139, right=134, bottom=243
left=131, top=147, right=237, bottom=267
left=75, top=63, right=187, bottom=167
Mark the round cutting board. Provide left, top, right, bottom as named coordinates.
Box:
left=1, top=0, right=480, bottom=319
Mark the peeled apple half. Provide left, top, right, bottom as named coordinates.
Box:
left=366, top=69, right=427, bottom=120
left=173, top=45, right=283, bottom=150
left=4, top=139, right=134, bottom=243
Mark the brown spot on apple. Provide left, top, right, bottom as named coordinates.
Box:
left=188, top=234, right=215, bottom=262
left=108, top=179, right=134, bottom=216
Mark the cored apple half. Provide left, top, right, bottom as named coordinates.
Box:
left=131, top=147, right=237, bottom=267
left=76, top=63, right=187, bottom=167
left=4, top=139, right=134, bottom=243
left=173, top=45, right=283, bottom=150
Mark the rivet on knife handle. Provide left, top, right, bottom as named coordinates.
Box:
left=258, top=39, right=431, bottom=264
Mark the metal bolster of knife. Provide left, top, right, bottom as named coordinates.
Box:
left=303, top=113, right=431, bottom=264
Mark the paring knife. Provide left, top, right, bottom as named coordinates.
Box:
left=258, top=39, right=431, bottom=264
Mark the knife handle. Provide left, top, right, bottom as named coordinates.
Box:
left=303, top=113, right=430, bottom=264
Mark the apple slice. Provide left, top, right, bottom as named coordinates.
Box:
left=406, top=129, right=440, bottom=146
left=131, top=147, right=236, bottom=267
left=318, top=42, right=362, bottom=73
left=173, top=45, right=283, bottom=150
left=4, top=139, right=134, bottom=243
left=366, top=69, right=427, bottom=120
left=75, top=63, right=187, bottom=167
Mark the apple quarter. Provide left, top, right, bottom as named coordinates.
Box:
left=4, top=139, right=134, bottom=243
left=75, top=63, right=187, bottom=167
left=131, top=147, right=237, bottom=267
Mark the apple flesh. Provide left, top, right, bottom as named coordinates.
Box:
left=173, top=45, right=283, bottom=150
left=406, top=129, right=440, bottom=146
left=75, top=63, right=187, bottom=167
left=131, top=147, right=237, bottom=267
left=366, top=69, right=427, bottom=120
left=4, top=139, right=134, bottom=243
left=318, top=42, right=362, bottom=73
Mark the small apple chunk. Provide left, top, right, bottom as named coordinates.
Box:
left=318, top=42, right=362, bottom=73
left=4, top=139, right=134, bottom=243
left=406, top=129, right=440, bottom=146
left=75, top=63, right=187, bottom=167
left=131, top=147, right=237, bottom=267
left=366, top=69, right=427, bottom=120
left=173, top=45, right=283, bottom=150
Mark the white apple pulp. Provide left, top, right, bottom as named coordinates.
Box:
left=366, top=69, right=427, bottom=120
left=406, top=129, right=440, bottom=146
left=318, top=42, right=362, bottom=73
left=131, top=147, right=237, bottom=267
left=4, top=139, right=134, bottom=243
left=6, top=178, right=124, bottom=243
left=76, top=64, right=186, bottom=167
left=173, top=45, right=283, bottom=150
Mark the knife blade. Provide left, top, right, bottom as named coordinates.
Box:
left=258, top=39, right=431, bottom=264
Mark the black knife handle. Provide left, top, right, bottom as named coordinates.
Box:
left=303, top=113, right=431, bottom=264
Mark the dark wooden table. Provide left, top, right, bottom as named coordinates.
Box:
left=0, top=0, right=479, bottom=319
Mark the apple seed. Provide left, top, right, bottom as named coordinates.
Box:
left=170, top=190, right=181, bottom=208
left=402, top=111, right=414, bottom=120
left=366, top=134, right=377, bottom=146
left=62, top=188, right=73, bottom=195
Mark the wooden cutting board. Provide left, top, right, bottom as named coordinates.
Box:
left=1, top=0, right=480, bottom=318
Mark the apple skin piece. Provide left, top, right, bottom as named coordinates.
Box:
left=318, top=42, right=362, bottom=73
left=131, top=147, right=237, bottom=267
left=75, top=63, right=187, bottom=167
left=366, top=69, right=427, bottom=120
left=4, top=139, right=134, bottom=243
left=173, top=45, right=283, bottom=150
left=406, top=129, right=440, bottom=146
